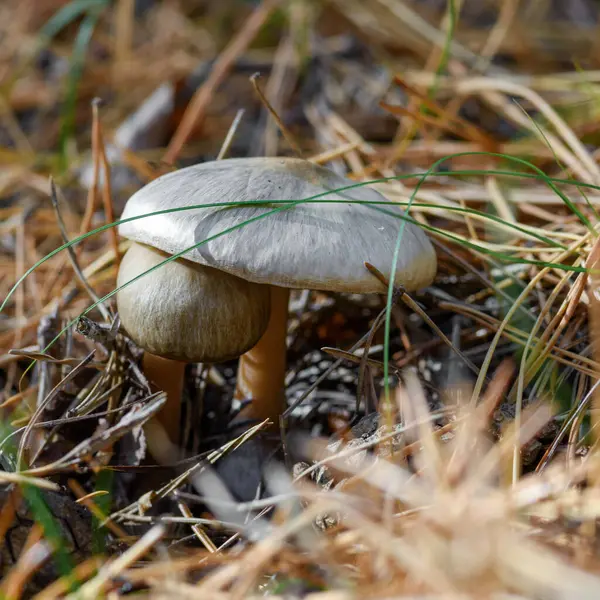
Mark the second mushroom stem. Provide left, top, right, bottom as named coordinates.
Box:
left=143, top=352, right=186, bottom=445
left=235, top=286, right=290, bottom=428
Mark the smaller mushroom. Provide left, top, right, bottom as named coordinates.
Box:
left=116, top=241, right=270, bottom=445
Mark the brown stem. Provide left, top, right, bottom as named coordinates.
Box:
left=235, top=286, right=289, bottom=428
left=142, top=353, right=185, bottom=445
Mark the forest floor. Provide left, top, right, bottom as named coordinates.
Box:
left=3, top=1, right=600, bottom=598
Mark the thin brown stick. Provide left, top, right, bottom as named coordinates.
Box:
left=250, top=72, right=303, bottom=158
left=177, top=500, right=218, bottom=553
left=391, top=76, right=495, bottom=146
left=68, top=479, right=129, bottom=539
left=50, top=178, right=111, bottom=322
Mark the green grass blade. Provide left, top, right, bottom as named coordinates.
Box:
left=39, top=0, right=107, bottom=43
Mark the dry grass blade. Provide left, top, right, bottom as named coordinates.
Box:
left=387, top=76, right=495, bottom=148
left=1, top=537, right=52, bottom=599
left=0, top=471, right=59, bottom=491
left=109, top=418, right=268, bottom=523
left=250, top=72, right=304, bottom=158
left=31, top=558, right=104, bottom=600
left=67, top=479, right=128, bottom=540
left=68, top=525, right=166, bottom=599
left=162, top=0, right=281, bottom=164
left=94, top=101, right=121, bottom=269
left=177, top=366, right=600, bottom=599
left=21, top=391, right=166, bottom=477
left=217, top=109, right=245, bottom=160
left=16, top=350, right=97, bottom=469
left=365, top=262, right=480, bottom=378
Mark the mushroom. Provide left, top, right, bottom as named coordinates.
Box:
left=116, top=242, right=270, bottom=444
left=117, top=157, right=436, bottom=442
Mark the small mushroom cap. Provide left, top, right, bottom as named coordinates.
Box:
left=119, top=157, right=437, bottom=293
left=116, top=242, right=271, bottom=363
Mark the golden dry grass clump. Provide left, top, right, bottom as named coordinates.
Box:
left=76, top=364, right=600, bottom=599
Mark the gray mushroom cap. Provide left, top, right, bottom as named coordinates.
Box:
left=118, top=157, right=437, bottom=293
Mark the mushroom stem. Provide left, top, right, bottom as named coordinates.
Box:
left=235, top=286, right=290, bottom=427
left=142, top=353, right=185, bottom=445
